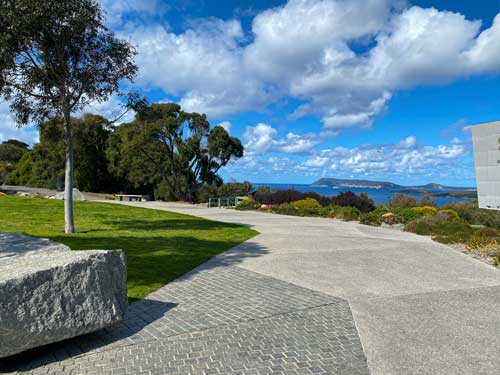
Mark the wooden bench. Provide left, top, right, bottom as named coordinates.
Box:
left=115, top=194, right=143, bottom=202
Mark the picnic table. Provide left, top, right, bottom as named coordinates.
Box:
left=115, top=194, right=143, bottom=202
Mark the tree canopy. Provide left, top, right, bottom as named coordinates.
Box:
left=0, top=0, right=138, bottom=232
left=108, top=103, right=244, bottom=202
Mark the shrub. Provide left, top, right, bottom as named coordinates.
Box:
left=437, top=209, right=460, bottom=222
left=360, top=211, right=383, bottom=226
left=236, top=198, right=260, bottom=211
left=475, top=227, right=500, bottom=238
left=381, top=212, right=405, bottom=225
left=388, top=194, right=417, bottom=208
left=405, top=216, right=473, bottom=243
left=391, top=207, right=423, bottom=222
left=331, top=191, right=375, bottom=212
left=335, top=206, right=361, bottom=221
left=154, top=180, right=175, bottom=201
left=442, top=200, right=500, bottom=229
left=418, top=193, right=435, bottom=207
left=290, top=198, right=322, bottom=210
left=412, top=206, right=437, bottom=217
left=254, top=188, right=321, bottom=205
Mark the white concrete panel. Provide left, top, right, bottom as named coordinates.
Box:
left=472, top=121, right=500, bottom=209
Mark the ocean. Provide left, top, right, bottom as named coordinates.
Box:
left=253, top=183, right=476, bottom=207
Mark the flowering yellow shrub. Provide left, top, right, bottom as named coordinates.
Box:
left=412, top=206, right=437, bottom=217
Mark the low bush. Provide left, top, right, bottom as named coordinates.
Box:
left=437, top=209, right=460, bottom=222
left=381, top=212, right=405, bottom=225
left=290, top=197, right=322, bottom=210
left=442, top=200, right=500, bottom=229
left=404, top=216, right=473, bottom=243
left=360, top=211, right=383, bottom=226
left=475, top=227, right=500, bottom=238
left=334, top=206, right=361, bottom=221
left=236, top=199, right=260, bottom=211
left=388, top=194, right=417, bottom=208
left=332, top=191, right=375, bottom=213
left=412, top=206, right=437, bottom=217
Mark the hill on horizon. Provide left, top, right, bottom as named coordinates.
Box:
left=311, top=178, right=475, bottom=190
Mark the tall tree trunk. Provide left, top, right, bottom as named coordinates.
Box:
left=64, top=110, right=76, bottom=233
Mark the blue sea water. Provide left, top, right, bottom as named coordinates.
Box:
left=253, top=183, right=476, bottom=207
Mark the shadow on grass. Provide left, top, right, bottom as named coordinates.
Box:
left=41, top=234, right=264, bottom=300
left=99, top=217, right=250, bottom=232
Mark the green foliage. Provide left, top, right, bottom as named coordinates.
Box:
left=388, top=194, right=417, bottom=208
left=404, top=216, right=473, bottom=243
left=236, top=199, right=260, bottom=211
left=5, top=152, right=32, bottom=185
left=334, top=206, right=361, bottom=221
left=412, top=206, right=438, bottom=217
left=154, top=180, right=175, bottom=201
left=418, top=193, right=436, bottom=207
left=437, top=209, right=460, bottom=222
left=0, top=139, right=29, bottom=164
left=5, top=115, right=121, bottom=192
left=107, top=103, right=244, bottom=202
left=290, top=198, right=322, bottom=210
left=359, top=206, right=422, bottom=226
left=0, top=196, right=256, bottom=300
left=0, top=0, right=138, bottom=125
left=216, top=181, right=252, bottom=197
left=360, top=211, right=383, bottom=226
left=442, top=200, right=500, bottom=229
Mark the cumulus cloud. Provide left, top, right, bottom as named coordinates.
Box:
left=243, top=123, right=318, bottom=156
left=114, top=0, right=500, bottom=131
left=0, top=101, right=38, bottom=145
left=301, top=135, right=471, bottom=178
left=216, top=121, right=232, bottom=133
left=124, top=19, right=276, bottom=118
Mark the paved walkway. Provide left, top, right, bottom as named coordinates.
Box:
left=5, top=202, right=500, bottom=374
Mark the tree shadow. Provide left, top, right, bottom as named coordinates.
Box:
left=98, top=218, right=251, bottom=232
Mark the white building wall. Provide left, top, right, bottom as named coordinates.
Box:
left=472, top=121, right=500, bottom=209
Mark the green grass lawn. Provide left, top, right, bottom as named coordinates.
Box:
left=0, top=196, right=257, bottom=301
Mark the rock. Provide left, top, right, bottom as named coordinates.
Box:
left=54, top=187, right=86, bottom=201
left=0, top=232, right=127, bottom=358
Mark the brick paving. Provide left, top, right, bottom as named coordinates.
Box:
left=1, top=262, right=369, bottom=375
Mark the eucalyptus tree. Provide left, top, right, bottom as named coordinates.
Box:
left=108, top=103, right=244, bottom=202
left=0, top=0, right=137, bottom=232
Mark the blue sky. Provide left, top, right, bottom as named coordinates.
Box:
left=2, top=0, right=500, bottom=187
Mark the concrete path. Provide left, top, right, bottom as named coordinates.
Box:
left=4, top=201, right=500, bottom=375
left=112, top=202, right=500, bottom=375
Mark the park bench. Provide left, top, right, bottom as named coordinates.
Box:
left=115, top=194, right=143, bottom=202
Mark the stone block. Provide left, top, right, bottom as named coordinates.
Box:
left=0, top=232, right=127, bottom=358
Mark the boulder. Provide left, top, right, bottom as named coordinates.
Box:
left=0, top=232, right=127, bottom=358
left=54, top=187, right=86, bottom=201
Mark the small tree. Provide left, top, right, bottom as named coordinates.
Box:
left=108, top=103, right=244, bottom=202
left=0, top=0, right=137, bottom=232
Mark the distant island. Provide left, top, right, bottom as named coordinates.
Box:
left=311, top=178, right=475, bottom=192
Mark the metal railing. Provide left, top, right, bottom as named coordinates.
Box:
left=208, top=196, right=247, bottom=208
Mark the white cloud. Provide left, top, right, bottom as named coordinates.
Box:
left=79, top=95, right=136, bottom=124
left=243, top=123, right=318, bottom=156
left=114, top=1, right=500, bottom=131
left=124, top=20, right=276, bottom=118
left=216, top=121, right=232, bottom=133
left=0, top=101, right=38, bottom=145
left=302, top=135, right=470, bottom=178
